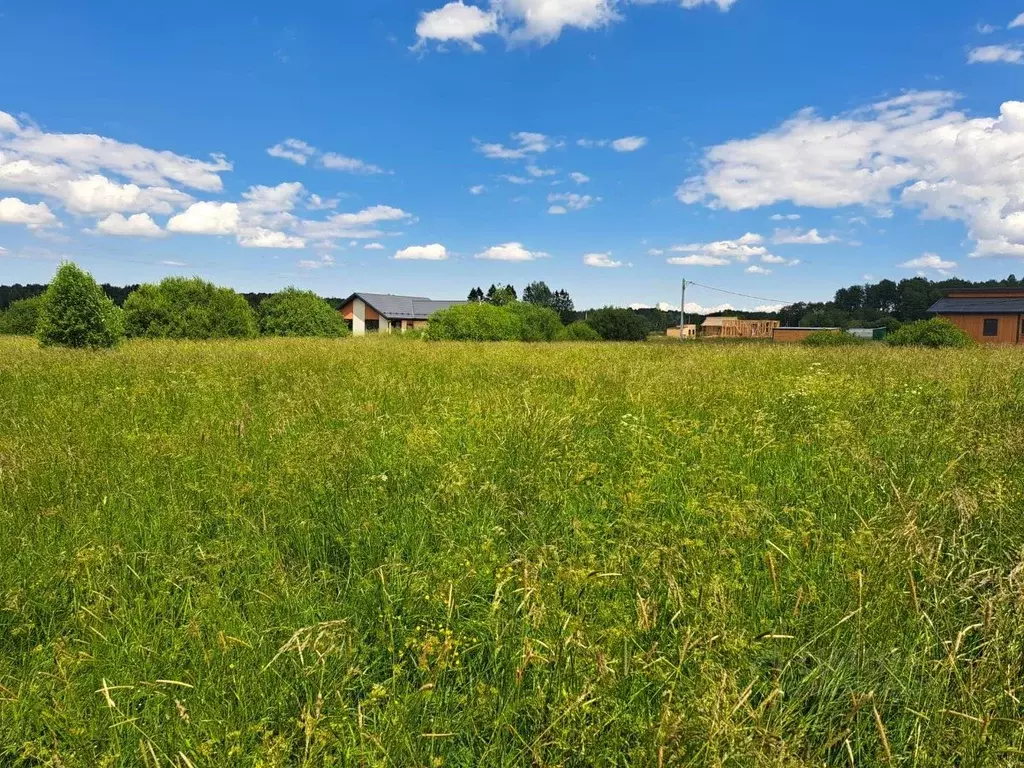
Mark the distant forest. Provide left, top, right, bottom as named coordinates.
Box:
left=3, top=274, right=1022, bottom=332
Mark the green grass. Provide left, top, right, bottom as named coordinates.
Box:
left=2, top=337, right=1024, bottom=766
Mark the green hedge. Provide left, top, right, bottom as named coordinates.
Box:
left=0, top=296, right=43, bottom=336
left=123, top=277, right=257, bottom=340
left=887, top=318, right=974, bottom=348
left=258, top=288, right=349, bottom=338
left=564, top=321, right=601, bottom=341
left=802, top=330, right=864, bottom=347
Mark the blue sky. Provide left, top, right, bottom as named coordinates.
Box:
left=1, top=0, right=1023, bottom=312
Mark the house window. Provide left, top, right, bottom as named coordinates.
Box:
left=391, top=320, right=403, bottom=330
left=365, top=319, right=380, bottom=333
left=345, top=319, right=353, bottom=331
left=983, top=318, right=999, bottom=337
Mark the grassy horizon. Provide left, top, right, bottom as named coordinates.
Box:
left=2, top=337, right=1023, bottom=766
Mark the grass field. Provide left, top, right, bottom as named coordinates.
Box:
left=2, top=337, right=1024, bottom=766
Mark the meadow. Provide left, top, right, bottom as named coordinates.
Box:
left=1, top=336, right=1023, bottom=766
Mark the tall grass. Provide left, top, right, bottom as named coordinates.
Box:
left=1, top=337, right=1023, bottom=766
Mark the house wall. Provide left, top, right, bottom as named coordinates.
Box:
left=773, top=328, right=835, bottom=343
left=939, top=313, right=1022, bottom=344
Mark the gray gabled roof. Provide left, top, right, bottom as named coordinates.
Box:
left=928, top=297, right=1024, bottom=314
left=344, top=292, right=466, bottom=320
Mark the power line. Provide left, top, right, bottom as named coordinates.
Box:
left=684, top=279, right=796, bottom=306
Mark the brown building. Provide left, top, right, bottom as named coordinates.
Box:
left=699, top=316, right=780, bottom=339
left=339, top=292, right=465, bottom=336
left=772, top=327, right=841, bottom=343
left=665, top=324, right=697, bottom=339
left=928, top=288, right=1024, bottom=344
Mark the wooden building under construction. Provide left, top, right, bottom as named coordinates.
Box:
left=700, top=316, right=780, bottom=339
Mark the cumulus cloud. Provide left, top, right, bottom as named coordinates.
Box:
left=167, top=201, right=240, bottom=235
left=501, top=174, right=533, bottom=185
left=296, top=205, right=413, bottom=243
left=414, top=1, right=499, bottom=51
left=526, top=164, right=556, bottom=177
left=663, top=232, right=774, bottom=267
left=745, top=264, right=771, bottom=275
left=770, top=213, right=800, bottom=221
left=677, top=92, right=1024, bottom=258
left=583, top=251, right=624, bottom=267
left=1011, top=12, right=1024, bottom=28
left=475, top=131, right=556, bottom=160
left=395, top=243, right=449, bottom=260
left=267, top=138, right=315, bottom=165
left=0, top=196, right=59, bottom=229
left=93, top=212, right=165, bottom=238
left=306, top=194, right=339, bottom=210
left=570, top=171, right=590, bottom=184
left=611, top=136, right=647, bottom=152
left=967, top=45, right=1023, bottom=64
left=474, top=241, right=548, bottom=261
left=415, top=0, right=736, bottom=48
left=667, top=254, right=730, bottom=266
left=237, top=228, right=306, bottom=249
left=320, top=152, right=388, bottom=175
left=469, top=184, right=486, bottom=194
left=547, top=192, right=599, bottom=213
left=899, top=252, right=957, bottom=274
left=772, top=227, right=839, bottom=245
left=364, top=242, right=385, bottom=250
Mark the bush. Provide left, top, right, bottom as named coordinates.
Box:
left=585, top=308, right=650, bottom=341
left=426, top=302, right=523, bottom=341
left=0, top=296, right=43, bottom=335
left=887, top=318, right=974, bottom=348
left=505, top=301, right=565, bottom=341
left=564, top=321, right=601, bottom=341
left=36, top=263, right=124, bottom=349
left=123, top=277, right=257, bottom=340
left=258, top=288, right=349, bottom=338
left=802, top=330, right=864, bottom=347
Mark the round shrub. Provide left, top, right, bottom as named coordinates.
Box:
left=504, top=301, right=564, bottom=341
left=887, top=318, right=974, bottom=349
left=585, top=308, right=650, bottom=341
left=258, top=288, right=349, bottom=337
left=564, top=320, right=601, bottom=341
left=123, top=277, right=257, bottom=340
left=426, top=302, right=523, bottom=341
left=36, top=263, right=124, bottom=349
left=0, top=296, right=43, bottom=335
left=802, top=330, right=864, bottom=347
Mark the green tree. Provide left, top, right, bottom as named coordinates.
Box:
left=0, top=296, right=43, bottom=335
left=36, top=262, right=124, bottom=349
left=425, top=302, right=523, bottom=341
left=505, top=301, right=564, bottom=341
left=564, top=320, right=601, bottom=340
left=258, top=288, right=350, bottom=337
left=467, top=287, right=485, bottom=302
left=486, top=283, right=517, bottom=306
left=834, top=285, right=866, bottom=312
left=123, top=277, right=257, bottom=339
left=585, top=308, right=650, bottom=341
left=865, top=279, right=899, bottom=313
left=522, top=281, right=553, bottom=307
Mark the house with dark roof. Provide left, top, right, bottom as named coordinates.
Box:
left=339, top=292, right=465, bottom=335
left=928, top=288, right=1024, bottom=344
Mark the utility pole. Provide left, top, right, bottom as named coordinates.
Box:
left=679, top=279, right=686, bottom=342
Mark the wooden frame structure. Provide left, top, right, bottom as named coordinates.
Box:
left=700, top=317, right=780, bottom=339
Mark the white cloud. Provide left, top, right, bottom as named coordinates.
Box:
left=417, top=0, right=736, bottom=47
left=242, top=182, right=304, bottom=213
left=967, top=45, right=1023, bottom=64
left=770, top=213, right=800, bottom=221
left=395, top=243, right=448, bottom=260
left=320, top=152, right=387, bottom=175
left=93, top=212, right=165, bottom=238
left=647, top=247, right=664, bottom=255
left=899, top=252, right=957, bottom=274
left=159, top=260, right=187, bottom=267
left=414, top=1, right=499, bottom=51
left=678, top=92, right=1024, bottom=258
left=501, top=174, right=533, bottom=185
left=474, top=241, right=548, bottom=261
left=611, top=136, right=648, bottom=152
left=475, top=131, right=555, bottom=160
left=526, top=164, right=556, bottom=177
left=745, top=264, right=771, bottom=275
left=772, top=227, right=839, bottom=245
left=167, top=201, right=240, bottom=235
left=306, top=193, right=339, bottom=210
left=469, top=184, right=486, bottom=194
left=61, top=175, right=192, bottom=215
left=667, top=254, right=730, bottom=266
left=1011, top=12, right=1024, bottom=28
left=583, top=251, right=624, bottom=267
left=760, top=253, right=785, bottom=264
left=0, top=196, right=59, bottom=229
left=237, top=228, right=306, bottom=249
left=298, top=254, right=336, bottom=270
left=632, top=299, right=780, bottom=314
left=364, top=242, right=385, bottom=250
left=570, top=171, right=590, bottom=184
left=547, top=192, right=599, bottom=212
left=267, top=138, right=315, bottom=165
left=296, top=205, right=412, bottom=243
left=977, top=22, right=998, bottom=34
